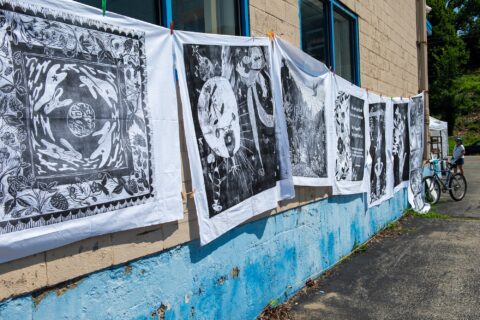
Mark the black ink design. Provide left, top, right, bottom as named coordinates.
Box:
left=409, top=167, right=425, bottom=210
left=409, top=96, right=424, bottom=170
left=409, top=96, right=426, bottom=211
left=183, top=44, right=278, bottom=217
left=335, top=91, right=365, bottom=181
left=393, top=102, right=410, bottom=187
left=281, top=59, right=327, bottom=178
left=0, top=2, right=154, bottom=234
left=369, top=102, right=386, bottom=203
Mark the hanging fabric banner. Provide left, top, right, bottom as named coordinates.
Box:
left=0, top=0, right=183, bottom=263
left=272, top=38, right=333, bottom=186
left=174, top=31, right=293, bottom=245
left=331, top=75, right=368, bottom=195
left=367, top=93, right=393, bottom=207
left=408, top=93, right=430, bottom=213
left=392, top=98, right=410, bottom=192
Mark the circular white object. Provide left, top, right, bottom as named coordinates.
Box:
left=197, top=77, right=240, bottom=158
left=67, top=102, right=96, bottom=137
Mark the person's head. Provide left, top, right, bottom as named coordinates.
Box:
left=455, top=137, right=463, bottom=145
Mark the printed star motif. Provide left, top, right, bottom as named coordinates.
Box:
left=52, top=75, right=58, bottom=82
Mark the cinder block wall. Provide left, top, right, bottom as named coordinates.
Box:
left=250, top=0, right=419, bottom=96
left=0, top=0, right=419, bottom=302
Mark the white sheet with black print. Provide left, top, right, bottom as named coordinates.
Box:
left=0, top=0, right=183, bottom=262
left=272, top=37, right=334, bottom=187
left=366, top=93, right=394, bottom=207
left=174, top=31, right=293, bottom=245
left=408, top=92, right=430, bottom=213
left=392, top=97, right=410, bottom=192
left=331, top=75, right=369, bottom=195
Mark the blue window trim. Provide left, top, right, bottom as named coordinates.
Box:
left=161, top=0, right=250, bottom=36
left=240, top=0, right=251, bottom=36
left=299, top=0, right=360, bottom=86
left=161, top=0, right=173, bottom=28
left=332, top=0, right=360, bottom=86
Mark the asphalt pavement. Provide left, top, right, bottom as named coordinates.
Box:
left=435, top=156, right=480, bottom=218
left=283, top=156, right=480, bottom=320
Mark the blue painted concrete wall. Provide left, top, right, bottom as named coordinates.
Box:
left=0, top=189, right=407, bottom=320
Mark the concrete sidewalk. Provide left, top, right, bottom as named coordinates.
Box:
left=279, top=156, right=480, bottom=320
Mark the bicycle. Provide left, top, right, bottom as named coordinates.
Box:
left=422, top=159, right=467, bottom=205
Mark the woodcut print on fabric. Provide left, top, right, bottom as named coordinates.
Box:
left=393, top=102, right=410, bottom=187
left=335, top=92, right=365, bottom=182
left=280, top=59, right=327, bottom=179
left=183, top=44, right=278, bottom=217
left=0, top=2, right=154, bottom=234
left=369, top=102, right=386, bottom=203
left=409, top=96, right=426, bottom=210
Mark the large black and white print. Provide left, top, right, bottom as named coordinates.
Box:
left=183, top=44, right=277, bottom=217
left=281, top=59, right=327, bottom=180
left=335, top=92, right=365, bottom=182
left=393, top=102, right=410, bottom=187
left=409, top=96, right=424, bottom=169
left=408, top=94, right=429, bottom=212
left=369, top=103, right=386, bottom=203
left=0, top=4, right=153, bottom=233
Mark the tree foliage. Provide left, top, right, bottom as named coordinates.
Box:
left=427, top=0, right=480, bottom=134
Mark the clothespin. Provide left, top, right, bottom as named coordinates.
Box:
left=267, top=31, right=275, bottom=41
left=181, top=189, right=196, bottom=201
left=170, top=21, right=174, bottom=35
left=102, top=0, right=107, bottom=16
left=400, top=96, right=403, bottom=101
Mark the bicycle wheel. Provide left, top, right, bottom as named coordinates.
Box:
left=449, top=173, right=467, bottom=201
left=423, top=176, right=441, bottom=205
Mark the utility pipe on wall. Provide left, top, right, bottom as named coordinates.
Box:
left=416, top=0, right=430, bottom=160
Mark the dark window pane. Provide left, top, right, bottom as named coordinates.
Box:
left=333, top=9, right=354, bottom=82
left=300, top=0, right=328, bottom=64
left=74, top=0, right=160, bottom=24
left=172, top=0, right=241, bottom=35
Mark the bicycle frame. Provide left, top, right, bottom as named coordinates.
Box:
left=428, top=159, right=453, bottom=192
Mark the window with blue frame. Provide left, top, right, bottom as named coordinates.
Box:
left=301, top=0, right=329, bottom=65
left=75, top=0, right=161, bottom=24
left=75, top=0, right=249, bottom=36
left=300, top=0, right=360, bottom=84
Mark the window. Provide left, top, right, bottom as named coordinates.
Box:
left=300, top=0, right=360, bottom=85
left=300, top=0, right=329, bottom=65
left=171, top=0, right=243, bottom=35
left=75, top=0, right=160, bottom=24
left=333, top=9, right=355, bottom=82
left=74, top=0, right=249, bottom=36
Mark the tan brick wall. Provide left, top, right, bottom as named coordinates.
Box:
left=0, top=0, right=419, bottom=301
left=250, top=0, right=419, bottom=97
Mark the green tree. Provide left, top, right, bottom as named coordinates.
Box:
left=449, top=0, right=480, bottom=70
left=427, top=0, right=468, bottom=133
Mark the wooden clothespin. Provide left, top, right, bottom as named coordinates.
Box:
left=181, top=189, right=196, bottom=201
left=170, top=21, right=174, bottom=35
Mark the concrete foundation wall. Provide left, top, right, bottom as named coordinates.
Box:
left=0, top=189, right=407, bottom=320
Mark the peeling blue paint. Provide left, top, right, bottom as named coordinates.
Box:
left=0, top=189, right=407, bottom=320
